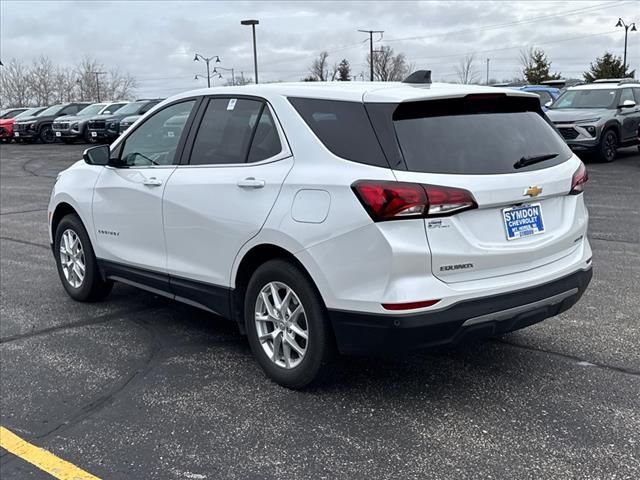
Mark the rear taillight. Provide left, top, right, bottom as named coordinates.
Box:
left=570, top=162, right=588, bottom=195
left=351, top=180, right=477, bottom=222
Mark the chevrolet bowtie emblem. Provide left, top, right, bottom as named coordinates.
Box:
left=524, top=186, right=543, bottom=197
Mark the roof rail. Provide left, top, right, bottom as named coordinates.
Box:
left=618, top=78, right=638, bottom=85
left=592, top=78, right=624, bottom=84
left=402, top=70, right=432, bottom=84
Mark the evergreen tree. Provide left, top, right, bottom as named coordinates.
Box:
left=520, top=48, right=561, bottom=84
left=583, top=52, right=635, bottom=82
left=337, top=59, right=351, bottom=81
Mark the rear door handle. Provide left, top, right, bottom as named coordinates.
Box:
left=237, top=177, right=265, bottom=189
left=143, top=177, right=163, bottom=187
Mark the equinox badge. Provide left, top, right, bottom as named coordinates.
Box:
left=524, top=186, right=543, bottom=197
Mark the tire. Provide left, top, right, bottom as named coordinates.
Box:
left=83, top=128, right=94, bottom=144
left=244, top=259, right=335, bottom=389
left=54, top=214, right=113, bottom=302
left=597, top=129, right=617, bottom=163
left=39, top=125, right=56, bottom=144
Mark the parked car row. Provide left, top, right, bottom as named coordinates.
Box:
left=1, top=98, right=163, bottom=145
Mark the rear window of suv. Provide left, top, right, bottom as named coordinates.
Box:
left=370, top=95, right=573, bottom=175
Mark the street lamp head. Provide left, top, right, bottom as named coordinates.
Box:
left=241, top=19, right=259, bottom=26
left=616, top=18, right=624, bottom=27
left=194, top=74, right=199, bottom=80
left=194, top=54, right=199, bottom=62
left=632, top=23, right=637, bottom=32
left=215, top=56, right=221, bottom=63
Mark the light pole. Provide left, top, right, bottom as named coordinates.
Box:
left=194, top=53, right=221, bottom=88
left=90, top=71, right=106, bottom=102
left=194, top=72, right=222, bottom=86
left=214, top=66, right=235, bottom=86
left=241, top=19, right=259, bottom=84
left=615, top=18, right=637, bottom=73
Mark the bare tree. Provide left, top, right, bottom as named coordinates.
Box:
left=0, top=58, right=32, bottom=107
left=309, top=51, right=330, bottom=81
left=366, top=46, right=410, bottom=81
left=74, top=57, right=137, bottom=101
left=52, top=66, right=77, bottom=103
left=29, top=56, right=56, bottom=105
left=455, top=54, right=480, bottom=84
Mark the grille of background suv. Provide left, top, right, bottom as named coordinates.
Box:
left=558, top=127, right=579, bottom=140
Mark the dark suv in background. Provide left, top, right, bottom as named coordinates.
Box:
left=13, top=102, right=90, bottom=144
left=52, top=102, right=128, bottom=144
left=546, top=79, right=640, bottom=162
left=86, top=99, right=162, bottom=143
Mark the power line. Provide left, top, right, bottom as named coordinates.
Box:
left=383, top=1, right=630, bottom=45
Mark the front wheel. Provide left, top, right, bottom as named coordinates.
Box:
left=54, top=214, right=113, bottom=301
left=244, top=259, right=335, bottom=389
left=39, top=125, right=56, bottom=144
left=597, top=129, right=617, bottom=163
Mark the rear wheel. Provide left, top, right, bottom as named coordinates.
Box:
left=54, top=214, right=113, bottom=302
left=597, top=129, right=617, bottom=163
left=39, top=125, right=56, bottom=144
left=244, top=259, right=335, bottom=389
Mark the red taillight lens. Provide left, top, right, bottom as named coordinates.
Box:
left=570, top=162, right=588, bottom=194
left=352, top=180, right=477, bottom=222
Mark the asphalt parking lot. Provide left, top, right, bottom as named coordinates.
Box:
left=0, top=142, right=638, bottom=479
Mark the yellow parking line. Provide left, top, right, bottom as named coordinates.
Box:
left=0, top=426, right=100, bottom=480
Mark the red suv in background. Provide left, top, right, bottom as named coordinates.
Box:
left=0, top=107, right=46, bottom=142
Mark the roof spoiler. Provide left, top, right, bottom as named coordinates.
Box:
left=402, top=70, right=432, bottom=84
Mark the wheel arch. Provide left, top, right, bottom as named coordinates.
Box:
left=231, top=243, right=327, bottom=334
left=51, top=202, right=80, bottom=241
left=602, top=121, right=621, bottom=139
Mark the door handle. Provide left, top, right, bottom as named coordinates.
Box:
left=143, top=177, right=163, bottom=187
left=237, top=177, right=265, bottom=189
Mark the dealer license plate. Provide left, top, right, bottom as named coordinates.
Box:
left=502, top=203, right=545, bottom=240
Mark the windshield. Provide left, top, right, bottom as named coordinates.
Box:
left=115, top=102, right=145, bottom=115
left=0, top=109, right=27, bottom=119
left=550, top=89, right=617, bottom=109
left=104, top=103, right=127, bottom=114
left=77, top=104, right=107, bottom=117
left=15, top=107, right=46, bottom=119
left=38, top=104, right=66, bottom=117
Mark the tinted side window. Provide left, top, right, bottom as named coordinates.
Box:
left=119, top=100, right=196, bottom=167
left=247, top=107, right=282, bottom=163
left=633, top=88, right=640, bottom=103
left=535, top=91, right=552, bottom=106
left=190, top=98, right=263, bottom=165
left=63, top=105, right=78, bottom=115
left=288, top=97, right=388, bottom=167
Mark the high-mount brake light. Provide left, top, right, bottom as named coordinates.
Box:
left=569, top=161, right=588, bottom=194
left=351, top=181, right=477, bottom=222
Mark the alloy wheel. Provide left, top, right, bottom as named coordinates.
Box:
left=603, top=131, right=616, bottom=162
left=59, top=229, right=86, bottom=288
left=254, top=281, right=308, bottom=369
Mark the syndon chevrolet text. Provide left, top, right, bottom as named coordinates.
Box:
left=48, top=72, right=592, bottom=388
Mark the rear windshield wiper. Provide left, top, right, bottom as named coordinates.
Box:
left=514, top=153, right=559, bottom=169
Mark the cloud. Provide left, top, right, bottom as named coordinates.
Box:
left=1, top=0, right=637, bottom=96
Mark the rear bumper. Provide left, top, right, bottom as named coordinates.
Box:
left=328, top=267, right=592, bottom=355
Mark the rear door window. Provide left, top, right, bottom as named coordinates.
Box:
left=189, top=98, right=264, bottom=165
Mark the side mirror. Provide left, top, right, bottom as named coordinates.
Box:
left=544, top=100, right=552, bottom=107
left=83, top=145, right=112, bottom=166
left=619, top=99, right=636, bottom=109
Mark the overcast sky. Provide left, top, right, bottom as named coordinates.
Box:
left=1, top=0, right=638, bottom=97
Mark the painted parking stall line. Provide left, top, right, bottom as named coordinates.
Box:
left=0, top=426, right=100, bottom=480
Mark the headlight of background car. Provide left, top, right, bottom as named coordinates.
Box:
left=576, top=118, right=599, bottom=137
left=27, top=122, right=36, bottom=130
left=71, top=122, right=79, bottom=130
left=109, top=122, right=118, bottom=130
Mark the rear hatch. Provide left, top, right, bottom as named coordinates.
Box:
left=366, top=93, right=587, bottom=284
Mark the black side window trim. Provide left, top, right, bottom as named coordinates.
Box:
left=184, top=94, right=281, bottom=166
left=115, top=97, right=203, bottom=168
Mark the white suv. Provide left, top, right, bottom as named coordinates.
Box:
left=49, top=75, right=593, bottom=388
